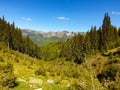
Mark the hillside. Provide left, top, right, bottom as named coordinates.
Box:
left=21, top=29, right=84, bottom=46
left=0, top=43, right=67, bottom=90
left=0, top=12, right=120, bottom=90
left=40, top=41, right=63, bottom=60
left=0, top=42, right=120, bottom=90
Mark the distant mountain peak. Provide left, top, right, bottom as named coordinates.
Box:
left=21, top=29, right=85, bottom=46
left=21, top=29, right=81, bottom=38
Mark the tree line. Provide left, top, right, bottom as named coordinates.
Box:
left=0, top=13, right=120, bottom=62
left=60, top=13, right=120, bottom=64
left=0, top=16, right=40, bottom=58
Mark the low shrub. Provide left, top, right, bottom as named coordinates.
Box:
left=35, top=67, right=46, bottom=76
left=0, top=57, right=4, bottom=62
left=0, top=63, right=17, bottom=88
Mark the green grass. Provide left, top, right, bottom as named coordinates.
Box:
left=29, top=35, right=67, bottom=46
left=0, top=43, right=120, bottom=90
left=14, top=83, right=33, bottom=90
left=40, top=41, right=63, bottom=60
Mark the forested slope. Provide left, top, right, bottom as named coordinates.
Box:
left=0, top=17, right=40, bottom=58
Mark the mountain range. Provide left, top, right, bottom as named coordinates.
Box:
left=21, top=29, right=84, bottom=46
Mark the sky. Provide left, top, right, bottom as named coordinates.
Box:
left=0, top=0, right=120, bottom=32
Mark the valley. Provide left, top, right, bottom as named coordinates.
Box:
left=21, top=29, right=82, bottom=46
left=0, top=42, right=120, bottom=90
left=0, top=1, right=120, bottom=89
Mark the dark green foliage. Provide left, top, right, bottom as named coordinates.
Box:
left=102, top=65, right=119, bottom=81
left=0, top=16, right=40, bottom=59
left=97, top=64, right=120, bottom=89
left=35, top=67, right=46, bottom=76
left=97, top=74, right=104, bottom=83
left=108, top=58, right=119, bottom=64
left=108, top=52, right=113, bottom=59
left=40, top=41, right=63, bottom=60
left=69, top=81, right=84, bottom=90
left=113, top=48, right=120, bottom=57
left=60, top=39, right=73, bottom=59
left=0, top=63, right=17, bottom=88
left=74, top=56, right=85, bottom=64
left=118, top=28, right=120, bottom=36
left=30, top=35, right=68, bottom=46
left=14, top=58, right=19, bottom=63
left=0, top=57, right=4, bottom=62
left=89, top=26, right=98, bottom=53
left=101, top=13, right=111, bottom=51
left=60, top=13, right=120, bottom=64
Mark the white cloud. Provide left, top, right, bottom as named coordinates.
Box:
left=112, top=11, right=120, bottom=15
left=57, top=16, right=69, bottom=21
left=26, top=18, right=32, bottom=21
left=22, top=17, right=32, bottom=21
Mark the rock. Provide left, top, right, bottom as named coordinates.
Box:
left=47, top=79, right=54, bottom=84
left=80, top=82, right=86, bottom=86
left=66, top=83, right=70, bottom=87
left=17, top=78, right=26, bottom=82
left=29, top=77, right=43, bottom=85
left=34, top=88, right=42, bottom=90
left=29, top=84, right=33, bottom=87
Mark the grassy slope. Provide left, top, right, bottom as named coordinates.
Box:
left=0, top=43, right=120, bottom=90
left=29, top=35, right=67, bottom=46
left=40, top=41, right=63, bottom=60
left=0, top=44, right=67, bottom=90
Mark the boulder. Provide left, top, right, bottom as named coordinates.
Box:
left=29, top=77, right=43, bottom=85
left=47, top=79, right=54, bottom=84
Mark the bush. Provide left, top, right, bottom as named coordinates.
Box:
left=108, top=82, right=120, bottom=90
left=0, top=63, right=17, bottom=88
left=97, top=64, right=120, bottom=82
left=35, top=67, right=46, bottom=76
left=14, top=58, right=19, bottom=63
left=69, top=82, right=84, bottom=90
left=108, top=52, right=113, bottom=59
left=109, top=58, right=119, bottom=64
left=74, top=57, right=85, bottom=64
left=0, top=57, right=4, bottom=62
left=102, top=65, right=119, bottom=81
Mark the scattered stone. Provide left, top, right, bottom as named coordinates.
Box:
left=17, top=78, right=26, bottom=82
left=47, top=79, right=54, bottom=84
left=34, top=88, right=42, bottom=90
left=80, top=82, right=86, bottom=86
left=66, top=83, right=70, bottom=87
left=29, top=77, right=43, bottom=85
left=29, top=84, right=33, bottom=87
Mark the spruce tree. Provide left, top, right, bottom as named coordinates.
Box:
left=101, top=13, right=111, bottom=51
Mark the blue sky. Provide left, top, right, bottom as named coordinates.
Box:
left=0, top=0, right=120, bottom=32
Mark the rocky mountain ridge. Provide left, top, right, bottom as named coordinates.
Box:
left=21, top=29, right=85, bottom=46
left=21, top=29, right=83, bottom=38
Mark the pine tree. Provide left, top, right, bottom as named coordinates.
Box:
left=97, top=27, right=103, bottom=51
left=0, top=16, right=41, bottom=59
left=89, top=26, right=98, bottom=53
left=101, top=13, right=111, bottom=51
left=118, top=28, right=120, bottom=36
left=84, top=31, right=91, bottom=54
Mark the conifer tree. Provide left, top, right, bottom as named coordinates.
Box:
left=84, top=31, right=91, bottom=54
left=101, top=13, right=111, bottom=51
left=118, top=28, right=120, bottom=36
left=0, top=16, right=41, bottom=59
